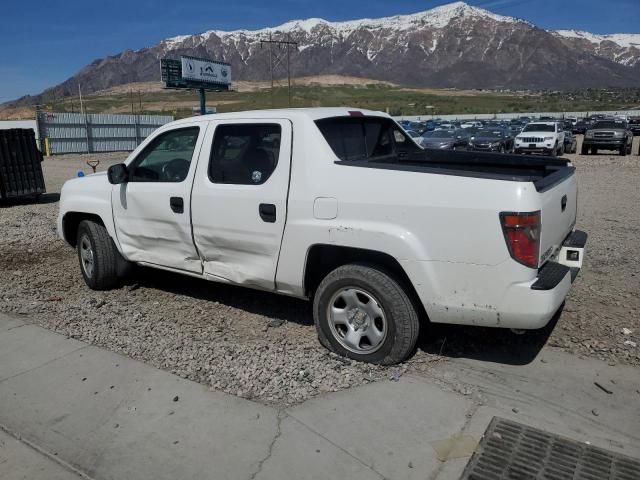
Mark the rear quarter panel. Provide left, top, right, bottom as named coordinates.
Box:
left=276, top=118, right=545, bottom=326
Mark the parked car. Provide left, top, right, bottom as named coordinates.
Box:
left=436, top=121, right=457, bottom=131
left=416, top=129, right=469, bottom=150
left=582, top=120, right=633, bottom=156
left=57, top=108, right=586, bottom=365
left=573, top=119, right=589, bottom=135
left=628, top=117, right=640, bottom=135
left=508, top=123, right=525, bottom=136
left=404, top=129, right=421, bottom=140
left=514, top=122, right=565, bottom=156
left=467, top=128, right=514, bottom=153
left=562, top=120, right=574, bottom=131
left=563, top=131, right=577, bottom=154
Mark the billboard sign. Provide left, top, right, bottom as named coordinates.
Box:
left=161, top=57, right=230, bottom=91
left=181, top=56, right=231, bottom=86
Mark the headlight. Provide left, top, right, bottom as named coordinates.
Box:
left=491, top=142, right=501, bottom=147
left=613, top=132, right=624, bottom=137
left=585, top=131, right=594, bottom=138
left=544, top=136, right=553, bottom=141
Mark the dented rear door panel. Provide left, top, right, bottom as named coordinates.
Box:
left=191, top=119, right=292, bottom=289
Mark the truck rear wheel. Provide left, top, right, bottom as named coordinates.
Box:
left=76, top=220, right=121, bottom=290
left=313, top=264, right=420, bottom=365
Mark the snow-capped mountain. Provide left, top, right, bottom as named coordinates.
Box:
left=553, top=30, right=640, bottom=67
left=15, top=2, right=640, bottom=103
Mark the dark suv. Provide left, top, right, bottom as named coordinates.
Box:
left=628, top=117, right=640, bottom=135
left=581, top=120, right=633, bottom=156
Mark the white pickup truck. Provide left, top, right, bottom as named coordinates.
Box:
left=514, top=122, right=565, bottom=156
left=58, top=108, right=587, bottom=365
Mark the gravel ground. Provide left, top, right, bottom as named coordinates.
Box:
left=1, top=139, right=638, bottom=405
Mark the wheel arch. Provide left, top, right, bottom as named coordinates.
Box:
left=303, top=244, right=425, bottom=317
left=62, top=212, right=106, bottom=247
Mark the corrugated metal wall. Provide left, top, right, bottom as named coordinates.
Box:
left=394, top=110, right=640, bottom=122
left=37, top=112, right=173, bottom=155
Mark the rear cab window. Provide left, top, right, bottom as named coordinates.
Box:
left=315, top=116, right=421, bottom=162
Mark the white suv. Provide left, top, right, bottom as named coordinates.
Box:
left=515, top=122, right=565, bottom=156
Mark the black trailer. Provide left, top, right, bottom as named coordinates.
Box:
left=0, top=128, right=46, bottom=200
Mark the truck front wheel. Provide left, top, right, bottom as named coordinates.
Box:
left=76, top=220, right=121, bottom=290
left=313, top=264, right=420, bottom=365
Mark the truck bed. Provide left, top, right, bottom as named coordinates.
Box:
left=337, top=149, right=574, bottom=192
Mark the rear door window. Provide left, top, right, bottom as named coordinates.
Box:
left=208, top=124, right=281, bottom=185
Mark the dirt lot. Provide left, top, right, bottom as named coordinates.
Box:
left=1, top=140, right=638, bottom=405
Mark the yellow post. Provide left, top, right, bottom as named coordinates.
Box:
left=44, top=137, right=51, bottom=157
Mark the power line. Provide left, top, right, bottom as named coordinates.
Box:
left=260, top=33, right=298, bottom=107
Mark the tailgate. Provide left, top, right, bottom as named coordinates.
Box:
left=538, top=172, right=577, bottom=266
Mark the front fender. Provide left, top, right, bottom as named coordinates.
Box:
left=57, top=173, right=118, bottom=249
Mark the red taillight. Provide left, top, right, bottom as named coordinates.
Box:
left=500, top=211, right=541, bottom=268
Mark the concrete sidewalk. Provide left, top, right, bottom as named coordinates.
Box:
left=1, top=312, right=638, bottom=480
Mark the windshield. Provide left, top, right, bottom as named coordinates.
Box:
left=422, top=130, right=456, bottom=139
left=593, top=121, right=626, bottom=129
left=474, top=129, right=504, bottom=138
left=523, top=124, right=555, bottom=132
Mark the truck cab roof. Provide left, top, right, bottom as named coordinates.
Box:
left=169, top=108, right=390, bottom=127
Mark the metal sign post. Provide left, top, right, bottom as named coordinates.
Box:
left=199, top=88, right=206, bottom=116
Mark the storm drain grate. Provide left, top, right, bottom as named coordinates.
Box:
left=460, top=417, right=640, bottom=480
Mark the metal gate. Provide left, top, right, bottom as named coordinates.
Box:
left=37, top=112, right=174, bottom=155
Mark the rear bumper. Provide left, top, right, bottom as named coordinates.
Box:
left=415, top=230, right=588, bottom=330
left=500, top=230, right=587, bottom=329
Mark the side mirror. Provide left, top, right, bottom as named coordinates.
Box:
left=108, top=163, right=129, bottom=185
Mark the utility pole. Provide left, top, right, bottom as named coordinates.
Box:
left=260, top=34, right=298, bottom=108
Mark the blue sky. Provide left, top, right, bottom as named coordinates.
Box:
left=1, top=0, right=638, bottom=101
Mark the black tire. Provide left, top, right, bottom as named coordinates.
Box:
left=581, top=145, right=589, bottom=155
left=619, top=145, right=626, bottom=156
left=550, top=145, right=557, bottom=157
left=76, top=220, right=121, bottom=290
left=591, top=147, right=598, bottom=155
left=313, top=264, right=420, bottom=365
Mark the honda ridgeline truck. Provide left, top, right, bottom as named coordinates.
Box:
left=58, top=108, right=587, bottom=365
